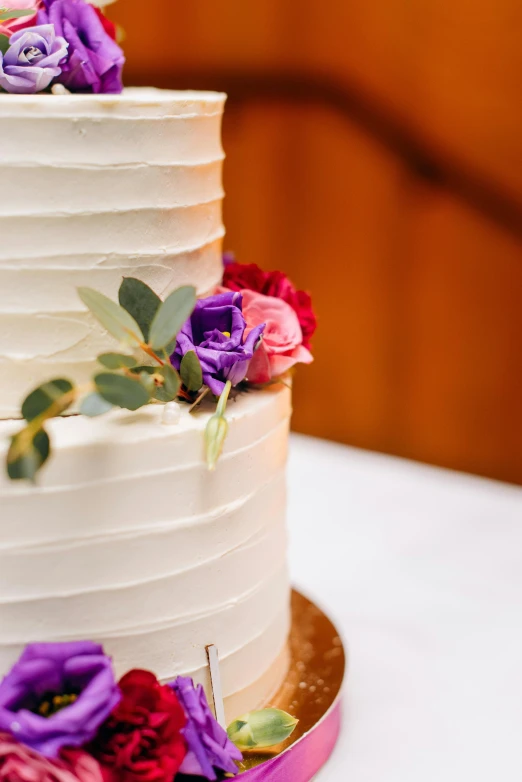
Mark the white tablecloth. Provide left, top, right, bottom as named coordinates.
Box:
left=287, top=435, right=522, bottom=782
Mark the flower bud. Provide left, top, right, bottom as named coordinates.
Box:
left=227, top=709, right=298, bottom=751
left=205, top=414, right=228, bottom=471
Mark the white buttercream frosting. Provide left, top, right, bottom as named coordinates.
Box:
left=0, top=386, right=292, bottom=720
left=0, top=89, right=226, bottom=418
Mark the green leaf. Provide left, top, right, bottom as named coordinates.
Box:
left=227, top=709, right=298, bottom=751
left=130, top=365, right=156, bottom=375
left=78, top=287, right=144, bottom=346
left=138, top=370, right=156, bottom=395
left=7, top=428, right=50, bottom=482
left=0, top=8, right=36, bottom=21
left=21, top=379, right=74, bottom=422
left=119, top=277, right=161, bottom=343
left=98, top=352, right=138, bottom=370
left=80, top=392, right=114, bottom=417
left=154, top=364, right=181, bottom=402
left=94, top=372, right=151, bottom=411
left=180, top=350, right=203, bottom=392
left=0, top=34, right=9, bottom=55
left=149, top=285, right=196, bottom=351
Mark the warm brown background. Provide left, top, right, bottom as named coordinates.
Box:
left=111, top=0, right=522, bottom=484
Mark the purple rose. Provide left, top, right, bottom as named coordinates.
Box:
left=0, top=642, right=121, bottom=758
left=0, top=25, right=68, bottom=94
left=171, top=292, right=265, bottom=396
left=37, top=0, right=124, bottom=93
left=170, top=677, right=242, bottom=780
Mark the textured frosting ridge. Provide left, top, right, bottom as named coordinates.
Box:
left=0, top=88, right=226, bottom=419
left=0, top=386, right=292, bottom=720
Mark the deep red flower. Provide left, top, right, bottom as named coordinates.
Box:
left=222, top=261, right=317, bottom=350
left=93, top=7, right=117, bottom=41
left=91, top=670, right=187, bottom=782
left=222, top=262, right=268, bottom=294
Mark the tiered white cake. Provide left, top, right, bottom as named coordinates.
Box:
left=0, top=89, right=291, bottom=721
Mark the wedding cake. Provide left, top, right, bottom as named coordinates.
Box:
left=0, top=87, right=295, bottom=720
left=0, top=2, right=317, bottom=778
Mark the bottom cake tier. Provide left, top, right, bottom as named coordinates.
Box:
left=0, top=384, right=292, bottom=721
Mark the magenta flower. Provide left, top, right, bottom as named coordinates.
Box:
left=0, top=25, right=68, bottom=94
left=170, top=677, right=242, bottom=780
left=0, top=642, right=120, bottom=758
left=37, top=0, right=124, bottom=93
left=171, top=292, right=265, bottom=396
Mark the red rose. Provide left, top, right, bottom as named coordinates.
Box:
left=91, top=670, right=187, bottom=782
left=222, top=261, right=317, bottom=350
left=93, top=7, right=117, bottom=41
left=223, top=261, right=268, bottom=293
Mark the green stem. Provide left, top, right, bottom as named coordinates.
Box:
left=216, top=380, right=232, bottom=417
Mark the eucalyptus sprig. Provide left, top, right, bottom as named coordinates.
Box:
left=6, top=277, right=236, bottom=482
left=6, top=278, right=198, bottom=482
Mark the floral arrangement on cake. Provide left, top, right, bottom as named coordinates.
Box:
left=0, top=641, right=298, bottom=781
left=0, top=0, right=124, bottom=94
left=6, top=256, right=316, bottom=481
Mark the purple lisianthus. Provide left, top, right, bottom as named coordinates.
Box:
left=37, top=0, right=124, bottom=93
left=0, top=25, right=68, bottom=94
left=0, top=641, right=121, bottom=758
left=171, top=677, right=242, bottom=780
left=171, top=292, right=265, bottom=396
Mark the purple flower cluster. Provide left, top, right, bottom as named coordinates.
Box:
left=0, top=0, right=124, bottom=94
left=0, top=642, right=241, bottom=781
left=171, top=291, right=265, bottom=396
left=0, top=25, right=68, bottom=94
left=172, top=677, right=242, bottom=780
left=0, top=642, right=120, bottom=758
left=38, top=0, right=124, bottom=94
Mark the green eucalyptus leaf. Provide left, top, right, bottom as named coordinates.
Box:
left=80, top=392, right=114, bottom=417
left=0, top=9, right=35, bottom=21
left=227, top=709, right=298, bottom=751
left=0, top=34, right=9, bottom=55
left=94, top=372, right=151, bottom=411
left=78, top=287, right=144, bottom=346
left=154, top=363, right=181, bottom=403
left=7, top=428, right=50, bottom=482
left=138, top=370, right=156, bottom=395
left=21, top=379, right=74, bottom=422
left=118, top=277, right=161, bottom=343
left=130, top=365, right=155, bottom=375
left=149, top=285, right=196, bottom=351
left=180, top=350, right=203, bottom=392
left=98, top=352, right=138, bottom=370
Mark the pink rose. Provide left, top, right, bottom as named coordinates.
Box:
left=242, top=290, right=313, bottom=384
left=0, top=0, right=42, bottom=37
left=0, top=735, right=103, bottom=782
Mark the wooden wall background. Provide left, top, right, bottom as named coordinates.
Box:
left=111, top=0, right=522, bottom=484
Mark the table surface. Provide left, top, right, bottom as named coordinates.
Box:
left=287, top=435, right=522, bottom=782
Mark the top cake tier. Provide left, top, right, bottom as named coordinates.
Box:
left=0, top=88, right=226, bottom=419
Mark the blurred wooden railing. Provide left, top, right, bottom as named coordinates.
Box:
left=111, top=0, right=522, bottom=484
